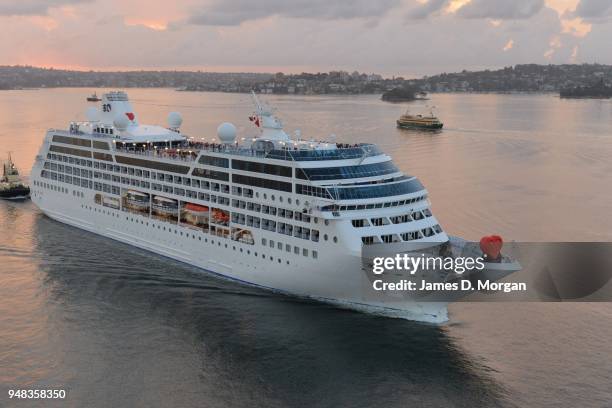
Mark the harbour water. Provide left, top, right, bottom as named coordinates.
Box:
left=1, top=89, right=611, bottom=407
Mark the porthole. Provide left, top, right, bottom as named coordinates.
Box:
left=324, top=220, right=329, bottom=226
left=333, top=236, right=338, bottom=243
left=324, top=234, right=328, bottom=241
left=288, top=198, right=292, bottom=204
left=279, top=196, right=283, bottom=203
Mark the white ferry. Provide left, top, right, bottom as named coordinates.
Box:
left=30, top=91, right=519, bottom=322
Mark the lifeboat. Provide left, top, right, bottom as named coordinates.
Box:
left=184, top=202, right=209, bottom=213
left=125, top=190, right=149, bottom=210
left=152, top=196, right=178, bottom=216
left=211, top=208, right=230, bottom=224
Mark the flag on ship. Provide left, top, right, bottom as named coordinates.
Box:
left=249, top=115, right=260, bottom=127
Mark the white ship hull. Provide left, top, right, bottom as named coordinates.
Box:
left=33, top=187, right=453, bottom=323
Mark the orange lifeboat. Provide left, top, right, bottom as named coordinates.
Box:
left=184, top=203, right=209, bottom=212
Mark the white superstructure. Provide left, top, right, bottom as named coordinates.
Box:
left=30, top=91, right=517, bottom=322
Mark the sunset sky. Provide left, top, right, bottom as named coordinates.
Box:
left=1, top=0, right=611, bottom=77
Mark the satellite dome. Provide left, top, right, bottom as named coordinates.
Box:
left=168, top=111, right=183, bottom=129
left=113, top=114, right=130, bottom=131
left=86, top=107, right=100, bottom=122
left=217, top=122, right=237, bottom=144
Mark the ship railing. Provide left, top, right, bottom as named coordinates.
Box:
left=113, top=147, right=198, bottom=163
left=112, top=142, right=383, bottom=163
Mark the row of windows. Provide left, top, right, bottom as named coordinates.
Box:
left=231, top=199, right=314, bottom=223
left=295, top=184, right=333, bottom=199
left=232, top=174, right=292, bottom=193
left=46, top=153, right=92, bottom=167
left=48, top=155, right=234, bottom=197
left=32, top=180, right=75, bottom=195
left=43, top=161, right=93, bottom=179
left=266, top=145, right=382, bottom=161
left=261, top=238, right=318, bottom=259
left=352, top=209, right=433, bottom=227
left=320, top=195, right=428, bottom=213
left=93, top=140, right=110, bottom=150
left=362, top=224, right=443, bottom=245
left=198, top=155, right=229, bottom=168
left=192, top=167, right=230, bottom=182
left=327, top=178, right=425, bottom=201
left=230, top=213, right=320, bottom=242
left=232, top=159, right=292, bottom=178
left=295, top=161, right=400, bottom=181
left=115, top=155, right=190, bottom=175
left=41, top=170, right=92, bottom=189
left=49, top=144, right=92, bottom=158
left=94, top=127, right=115, bottom=136
left=93, top=152, right=113, bottom=161
left=52, top=134, right=92, bottom=148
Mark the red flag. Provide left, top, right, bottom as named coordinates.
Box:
left=249, top=115, right=260, bottom=127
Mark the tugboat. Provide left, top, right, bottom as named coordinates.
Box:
left=87, top=92, right=102, bottom=102
left=397, top=107, right=443, bottom=130
left=0, top=153, right=30, bottom=200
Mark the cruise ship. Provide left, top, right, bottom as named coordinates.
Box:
left=30, top=91, right=519, bottom=322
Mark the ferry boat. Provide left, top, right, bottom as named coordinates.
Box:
left=30, top=91, right=519, bottom=322
left=397, top=108, right=443, bottom=130
left=87, top=92, right=102, bottom=102
left=1, top=153, right=30, bottom=200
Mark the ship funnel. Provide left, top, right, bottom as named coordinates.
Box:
left=99, top=91, right=137, bottom=129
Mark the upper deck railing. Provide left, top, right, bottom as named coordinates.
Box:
left=112, top=141, right=384, bottom=163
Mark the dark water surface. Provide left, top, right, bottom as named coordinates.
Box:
left=1, top=89, right=611, bottom=407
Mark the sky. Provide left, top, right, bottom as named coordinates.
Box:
left=0, top=0, right=611, bottom=77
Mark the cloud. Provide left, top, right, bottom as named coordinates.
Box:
left=568, top=0, right=612, bottom=21
left=503, top=39, right=514, bottom=50
left=0, top=0, right=92, bottom=16
left=570, top=44, right=579, bottom=61
left=187, top=0, right=400, bottom=26
left=407, top=0, right=450, bottom=19
left=456, top=0, right=545, bottom=19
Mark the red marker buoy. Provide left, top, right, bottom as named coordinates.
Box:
left=480, top=235, right=503, bottom=260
